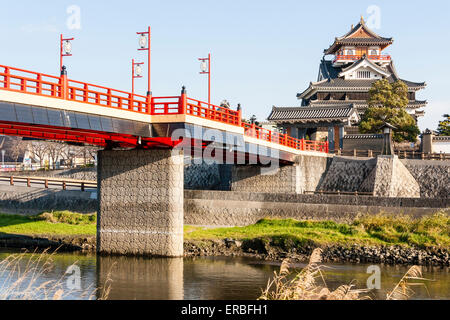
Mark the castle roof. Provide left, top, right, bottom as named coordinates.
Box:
left=268, top=105, right=359, bottom=124
left=324, top=17, right=393, bottom=55
left=297, top=58, right=426, bottom=99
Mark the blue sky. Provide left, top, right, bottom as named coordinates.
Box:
left=0, top=0, right=448, bottom=131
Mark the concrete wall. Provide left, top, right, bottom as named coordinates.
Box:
left=185, top=190, right=449, bottom=226
left=13, top=168, right=97, bottom=181
left=231, top=154, right=331, bottom=194
left=0, top=186, right=447, bottom=227
left=13, top=161, right=230, bottom=190
left=97, top=149, right=184, bottom=257
left=0, top=185, right=96, bottom=214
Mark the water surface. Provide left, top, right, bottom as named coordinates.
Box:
left=0, top=249, right=448, bottom=300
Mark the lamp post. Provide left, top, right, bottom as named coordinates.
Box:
left=60, top=34, right=74, bottom=72
left=198, top=53, right=211, bottom=106
left=131, top=59, right=144, bottom=95
left=380, top=122, right=397, bottom=156
left=136, top=26, right=151, bottom=99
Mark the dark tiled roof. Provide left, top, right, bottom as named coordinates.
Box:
left=268, top=105, right=355, bottom=122
left=336, top=38, right=393, bottom=45
left=315, top=77, right=425, bottom=89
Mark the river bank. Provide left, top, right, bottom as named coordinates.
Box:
left=0, top=211, right=448, bottom=266
left=0, top=233, right=448, bottom=266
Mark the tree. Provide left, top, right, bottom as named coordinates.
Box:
left=436, top=114, right=450, bottom=136
left=28, top=141, right=48, bottom=167
left=46, top=142, right=65, bottom=169
left=359, top=79, right=420, bottom=143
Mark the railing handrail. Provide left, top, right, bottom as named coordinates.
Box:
left=334, top=54, right=391, bottom=62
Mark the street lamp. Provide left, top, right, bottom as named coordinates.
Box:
left=60, top=34, right=75, bottom=73
left=132, top=59, right=145, bottom=95
left=198, top=53, right=211, bottom=106
left=136, top=26, right=151, bottom=98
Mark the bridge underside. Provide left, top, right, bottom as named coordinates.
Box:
left=0, top=101, right=297, bottom=164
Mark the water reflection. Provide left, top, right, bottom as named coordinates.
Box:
left=97, top=256, right=184, bottom=300
left=0, top=249, right=449, bottom=300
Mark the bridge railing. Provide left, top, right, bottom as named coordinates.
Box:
left=151, top=96, right=181, bottom=114
left=0, top=64, right=329, bottom=154
left=185, top=97, right=240, bottom=126
left=242, top=122, right=328, bottom=153
left=0, top=65, right=62, bottom=98
left=67, top=79, right=150, bottom=114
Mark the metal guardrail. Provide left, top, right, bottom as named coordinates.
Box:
left=304, top=190, right=374, bottom=196
left=0, top=175, right=97, bottom=191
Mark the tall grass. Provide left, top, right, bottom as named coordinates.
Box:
left=259, top=248, right=430, bottom=300
left=0, top=249, right=111, bottom=300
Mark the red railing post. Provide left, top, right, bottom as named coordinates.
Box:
left=36, top=74, right=42, bottom=94
left=3, top=67, right=10, bottom=89
left=60, top=66, right=68, bottom=99
left=128, top=93, right=133, bottom=110
left=83, top=83, right=88, bottom=102
left=147, top=93, right=153, bottom=114
left=301, top=139, right=304, bottom=151
left=178, top=86, right=187, bottom=114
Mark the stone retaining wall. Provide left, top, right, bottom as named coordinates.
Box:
left=401, top=159, right=450, bottom=198
left=184, top=190, right=449, bottom=226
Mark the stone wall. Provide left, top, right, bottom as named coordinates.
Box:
left=318, top=157, right=376, bottom=192
left=97, top=149, right=184, bottom=257
left=185, top=190, right=449, bottom=226
left=401, top=159, right=450, bottom=198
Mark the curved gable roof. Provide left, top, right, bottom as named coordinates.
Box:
left=324, top=17, right=393, bottom=55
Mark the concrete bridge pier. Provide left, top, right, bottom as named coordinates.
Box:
left=97, top=149, right=184, bottom=257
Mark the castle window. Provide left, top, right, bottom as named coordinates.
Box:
left=370, top=49, right=378, bottom=55
left=357, top=71, right=371, bottom=79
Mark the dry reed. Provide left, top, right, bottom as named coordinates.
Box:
left=259, top=248, right=429, bottom=300
left=0, top=248, right=112, bottom=300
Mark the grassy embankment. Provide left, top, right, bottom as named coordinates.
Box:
left=0, top=211, right=449, bottom=248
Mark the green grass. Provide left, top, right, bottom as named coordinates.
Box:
left=185, top=211, right=450, bottom=248
left=0, top=211, right=96, bottom=236
left=0, top=211, right=448, bottom=248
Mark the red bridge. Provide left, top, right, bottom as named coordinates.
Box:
left=0, top=64, right=328, bottom=163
